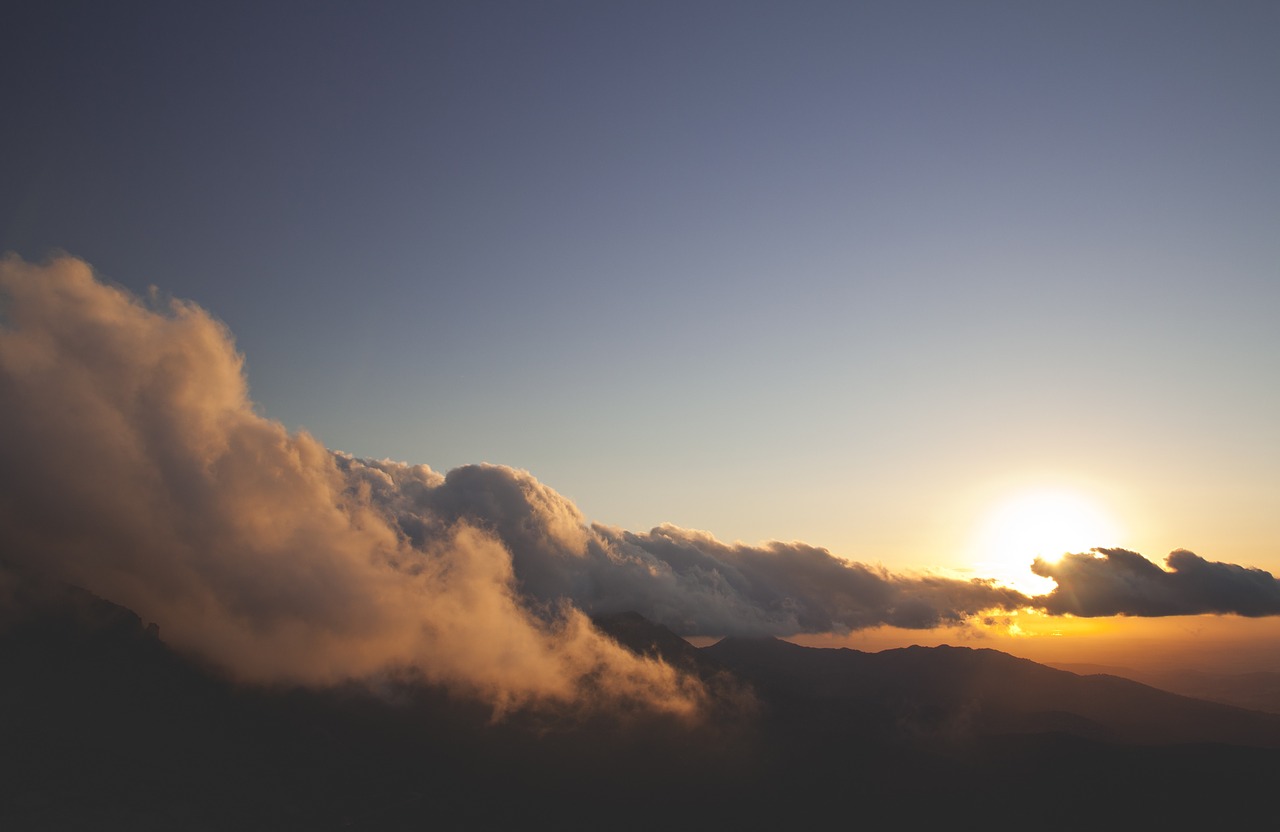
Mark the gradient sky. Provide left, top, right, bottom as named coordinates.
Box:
left=4, top=0, right=1278, bottom=608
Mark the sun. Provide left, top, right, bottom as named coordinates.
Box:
left=970, top=488, right=1121, bottom=595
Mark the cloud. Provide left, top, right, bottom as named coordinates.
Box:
left=1031, top=548, right=1280, bottom=617
left=589, top=525, right=1033, bottom=632
left=346, top=458, right=1037, bottom=635
left=0, top=254, right=700, bottom=716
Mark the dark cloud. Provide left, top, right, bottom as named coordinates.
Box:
left=1032, top=548, right=1280, bottom=617
left=595, top=526, right=1033, bottom=633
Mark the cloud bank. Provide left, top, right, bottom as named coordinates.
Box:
left=1032, top=548, right=1280, bottom=617
left=2, top=255, right=1276, bottom=711
left=0, top=255, right=696, bottom=715
left=352, top=457, right=1033, bottom=635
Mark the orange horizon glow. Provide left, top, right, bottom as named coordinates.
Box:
left=774, top=612, right=1280, bottom=674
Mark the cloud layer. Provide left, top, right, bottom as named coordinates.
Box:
left=350, top=456, right=1034, bottom=635
left=1033, top=548, right=1280, bottom=617
left=0, top=255, right=697, bottom=715
left=3, top=255, right=1277, bottom=712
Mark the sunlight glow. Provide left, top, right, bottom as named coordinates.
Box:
left=972, top=488, right=1122, bottom=595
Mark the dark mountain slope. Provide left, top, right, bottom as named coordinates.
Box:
left=0, top=580, right=749, bottom=830
left=698, top=634, right=1280, bottom=826
left=704, top=636, right=1280, bottom=747
left=1051, top=661, right=1280, bottom=714
left=4, top=585, right=1278, bottom=830
left=591, top=610, right=713, bottom=673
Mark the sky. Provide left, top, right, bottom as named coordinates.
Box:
left=3, top=2, right=1279, bottom=682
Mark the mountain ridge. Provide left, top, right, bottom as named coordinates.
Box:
left=5, top=582, right=1280, bottom=828
left=700, top=632, right=1280, bottom=748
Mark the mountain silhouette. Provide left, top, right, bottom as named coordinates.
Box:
left=4, top=583, right=1278, bottom=829
left=1050, top=661, right=1280, bottom=714
left=703, top=635, right=1280, bottom=747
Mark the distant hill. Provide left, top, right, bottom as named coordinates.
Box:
left=703, top=636, right=1280, bottom=748
left=1049, top=661, right=1280, bottom=715
left=4, top=583, right=1279, bottom=829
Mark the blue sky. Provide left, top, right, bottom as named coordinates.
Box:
left=4, top=1, right=1278, bottom=576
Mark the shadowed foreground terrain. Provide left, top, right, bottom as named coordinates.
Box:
left=4, top=582, right=1279, bottom=830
